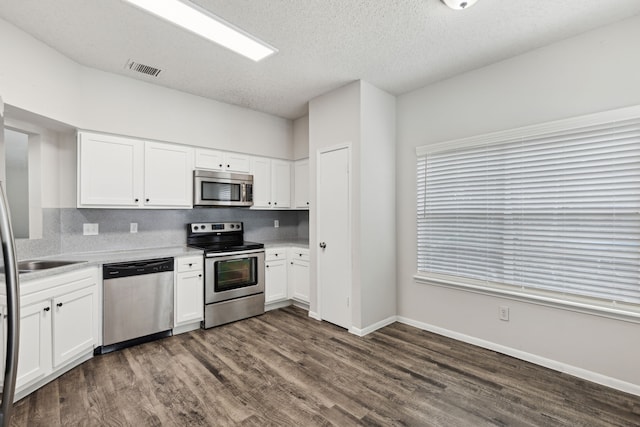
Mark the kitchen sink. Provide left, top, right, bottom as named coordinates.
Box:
left=0, top=260, right=86, bottom=274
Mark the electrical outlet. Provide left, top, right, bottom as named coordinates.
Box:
left=499, top=306, right=510, bottom=321
left=83, top=223, right=99, bottom=236
left=274, top=220, right=279, bottom=228
left=130, top=223, right=138, bottom=233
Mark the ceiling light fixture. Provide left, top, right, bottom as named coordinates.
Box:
left=441, top=0, right=479, bottom=10
left=123, top=0, right=277, bottom=62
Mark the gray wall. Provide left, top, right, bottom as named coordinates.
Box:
left=396, top=14, right=640, bottom=392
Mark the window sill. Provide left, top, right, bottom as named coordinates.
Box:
left=413, top=273, right=640, bottom=324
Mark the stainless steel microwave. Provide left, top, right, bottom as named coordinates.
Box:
left=193, top=170, right=253, bottom=207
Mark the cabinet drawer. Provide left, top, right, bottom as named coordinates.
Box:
left=265, top=248, right=286, bottom=261
left=289, top=248, right=310, bottom=262
left=176, top=256, right=203, bottom=273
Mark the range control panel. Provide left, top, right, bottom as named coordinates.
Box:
left=190, top=222, right=243, bottom=233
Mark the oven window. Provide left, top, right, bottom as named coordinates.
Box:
left=215, top=257, right=258, bottom=292
left=201, top=182, right=241, bottom=202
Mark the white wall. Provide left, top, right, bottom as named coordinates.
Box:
left=309, top=80, right=396, bottom=331
left=396, top=14, right=640, bottom=393
left=308, top=81, right=360, bottom=319
left=0, top=17, right=293, bottom=212
left=360, top=81, right=396, bottom=328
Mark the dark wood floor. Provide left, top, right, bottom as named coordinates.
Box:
left=10, top=306, right=640, bottom=426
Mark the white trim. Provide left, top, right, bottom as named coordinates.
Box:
left=414, top=274, right=640, bottom=324
left=308, top=310, right=321, bottom=321
left=348, top=315, right=398, bottom=337
left=172, top=322, right=201, bottom=335
left=396, top=316, right=640, bottom=397
left=316, top=143, right=353, bottom=330
left=265, top=299, right=291, bottom=312
left=416, top=104, right=640, bottom=156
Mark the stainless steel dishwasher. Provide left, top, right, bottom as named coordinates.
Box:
left=98, top=257, right=174, bottom=354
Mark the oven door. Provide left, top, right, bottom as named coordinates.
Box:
left=204, top=249, right=265, bottom=304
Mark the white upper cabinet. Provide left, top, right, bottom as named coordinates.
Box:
left=271, top=159, right=291, bottom=209
left=294, top=159, right=309, bottom=209
left=251, top=157, right=272, bottom=208
left=250, top=157, right=291, bottom=209
left=78, top=132, right=193, bottom=209
left=195, top=148, right=250, bottom=173
left=78, top=132, right=143, bottom=207
left=144, top=142, right=193, bottom=207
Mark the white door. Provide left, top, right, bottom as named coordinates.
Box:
left=265, top=259, right=288, bottom=303
left=78, top=132, right=143, bottom=207
left=251, top=157, right=271, bottom=208
left=290, top=259, right=310, bottom=303
left=194, top=148, right=224, bottom=171
left=175, top=271, right=204, bottom=325
left=144, top=141, right=193, bottom=207
left=318, top=146, right=351, bottom=329
left=294, top=159, right=310, bottom=208
left=17, top=300, right=52, bottom=388
left=271, top=160, right=291, bottom=208
left=52, top=287, right=97, bottom=368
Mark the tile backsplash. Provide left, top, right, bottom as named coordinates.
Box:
left=16, top=208, right=309, bottom=260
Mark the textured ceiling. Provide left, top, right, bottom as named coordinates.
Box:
left=1, top=0, right=640, bottom=119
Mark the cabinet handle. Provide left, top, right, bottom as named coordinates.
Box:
left=268, top=202, right=271, bottom=205
left=274, top=202, right=277, bottom=206
left=43, top=307, right=51, bottom=312
left=188, top=263, right=193, bottom=267
left=219, top=164, right=223, bottom=168
left=57, top=302, right=63, bottom=307
left=306, top=202, right=309, bottom=205
left=266, top=265, right=270, bottom=268
left=299, top=253, right=302, bottom=257
left=146, top=198, right=150, bottom=202
left=290, top=262, right=293, bottom=265
left=198, top=274, right=202, bottom=277
left=227, top=164, right=230, bottom=168
left=135, top=198, right=139, bottom=202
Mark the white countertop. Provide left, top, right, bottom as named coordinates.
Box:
left=14, top=246, right=203, bottom=282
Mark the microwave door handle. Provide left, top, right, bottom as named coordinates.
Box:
left=241, top=183, right=246, bottom=202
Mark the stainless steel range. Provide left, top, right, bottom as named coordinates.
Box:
left=187, top=222, right=265, bottom=328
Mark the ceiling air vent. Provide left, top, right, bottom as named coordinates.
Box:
left=125, top=60, right=162, bottom=77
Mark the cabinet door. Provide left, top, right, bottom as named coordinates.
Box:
left=265, top=260, right=288, bottom=303
left=175, top=271, right=204, bottom=326
left=144, top=141, right=193, bottom=207
left=224, top=153, right=251, bottom=173
left=294, top=159, right=310, bottom=209
left=289, top=259, right=310, bottom=303
left=78, top=132, right=143, bottom=207
left=52, top=286, right=97, bottom=368
left=271, top=160, right=291, bottom=209
left=251, top=157, right=272, bottom=208
left=195, top=148, right=224, bottom=171
left=17, top=300, right=52, bottom=389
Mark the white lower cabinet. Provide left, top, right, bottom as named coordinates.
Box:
left=265, top=249, right=288, bottom=303
left=5, top=267, right=100, bottom=399
left=288, top=248, right=310, bottom=303
left=265, top=247, right=310, bottom=307
left=174, top=256, right=204, bottom=331
left=16, top=300, right=52, bottom=388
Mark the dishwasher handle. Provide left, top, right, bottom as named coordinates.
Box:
left=103, top=257, right=174, bottom=279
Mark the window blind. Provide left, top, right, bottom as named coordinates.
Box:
left=417, top=115, right=640, bottom=306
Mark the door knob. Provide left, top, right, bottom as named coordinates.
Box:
left=319, top=242, right=327, bottom=249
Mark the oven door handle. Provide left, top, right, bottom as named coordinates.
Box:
left=206, top=249, right=265, bottom=258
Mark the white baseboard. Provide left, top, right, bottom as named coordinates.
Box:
left=265, top=299, right=292, bottom=312
left=173, top=321, right=201, bottom=335
left=349, top=315, right=398, bottom=337
left=308, top=311, right=321, bottom=321
left=397, top=316, right=640, bottom=397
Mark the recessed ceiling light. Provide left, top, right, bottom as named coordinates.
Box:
left=123, top=0, right=277, bottom=62
left=441, top=0, right=479, bottom=10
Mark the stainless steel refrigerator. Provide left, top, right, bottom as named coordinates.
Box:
left=0, top=96, right=21, bottom=427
